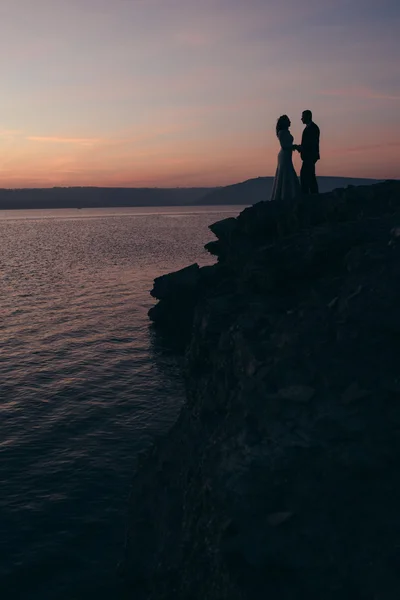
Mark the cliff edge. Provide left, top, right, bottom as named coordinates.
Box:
left=122, top=181, right=400, bottom=599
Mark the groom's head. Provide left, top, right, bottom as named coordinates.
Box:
left=301, top=110, right=312, bottom=124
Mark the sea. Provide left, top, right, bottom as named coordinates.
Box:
left=0, top=205, right=246, bottom=600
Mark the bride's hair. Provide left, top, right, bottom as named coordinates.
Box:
left=276, top=115, right=290, bottom=137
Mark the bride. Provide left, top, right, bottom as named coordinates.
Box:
left=270, top=114, right=301, bottom=201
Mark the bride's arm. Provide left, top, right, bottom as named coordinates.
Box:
left=278, top=130, right=295, bottom=150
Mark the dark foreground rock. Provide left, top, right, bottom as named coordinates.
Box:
left=124, top=181, right=400, bottom=599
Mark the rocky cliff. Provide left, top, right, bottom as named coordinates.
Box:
left=122, top=181, right=400, bottom=599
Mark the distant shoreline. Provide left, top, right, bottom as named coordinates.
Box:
left=0, top=177, right=390, bottom=210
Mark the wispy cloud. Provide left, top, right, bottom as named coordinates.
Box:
left=0, top=129, right=23, bottom=141
left=320, top=86, right=400, bottom=101
left=328, top=142, right=400, bottom=155
left=0, top=129, right=22, bottom=135
left=26, top=136, right=104, bottom=146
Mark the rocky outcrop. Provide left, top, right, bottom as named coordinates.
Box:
left=124, top=180, right=400, bottom=599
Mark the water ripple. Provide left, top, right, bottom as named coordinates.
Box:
left=0, top=205, right=244, bottom=599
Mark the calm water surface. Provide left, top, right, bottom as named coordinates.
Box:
left=0, top=205, right=246, bottom=600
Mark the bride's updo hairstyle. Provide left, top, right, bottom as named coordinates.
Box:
left=276, top=114, right=291, bottom=137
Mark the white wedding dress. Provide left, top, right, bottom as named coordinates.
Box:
left=270, top=129, right=301, bottom=201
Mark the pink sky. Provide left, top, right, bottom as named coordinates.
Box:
left=0, top=0, right=399, bottom=188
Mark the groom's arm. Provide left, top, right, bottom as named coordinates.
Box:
left=311, top=124, right=320, bottom=145
left=313, top=125, right=320, bottom=158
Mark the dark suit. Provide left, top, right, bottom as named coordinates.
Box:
left=300, top=122, right=320, bottom=194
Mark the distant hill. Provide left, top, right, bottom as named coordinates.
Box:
left=0, top=178, right=390, bottom=210
left=196, top=176, right=383, bottom=205
left=0, top=187, right=217, bottom=210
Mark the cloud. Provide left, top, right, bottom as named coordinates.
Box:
left=328, top=142, right=400, bottom=156
left=26, top=135, right=103, bottom=146
left=0, top=129, right=23, bottom=143
left=0, top=129, right=22, bottom=136
left=320, top=87, right=400, bottom=101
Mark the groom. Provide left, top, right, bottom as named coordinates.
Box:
left=295, top=110, right=320, bottom=194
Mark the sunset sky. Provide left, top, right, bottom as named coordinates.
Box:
left=0, top=0, right=399, bottom=188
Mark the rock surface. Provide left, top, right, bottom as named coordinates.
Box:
left=124, top=181, right=400, bottom=599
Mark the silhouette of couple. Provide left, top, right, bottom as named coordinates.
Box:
left=270, top=110, right=320, bottom=202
